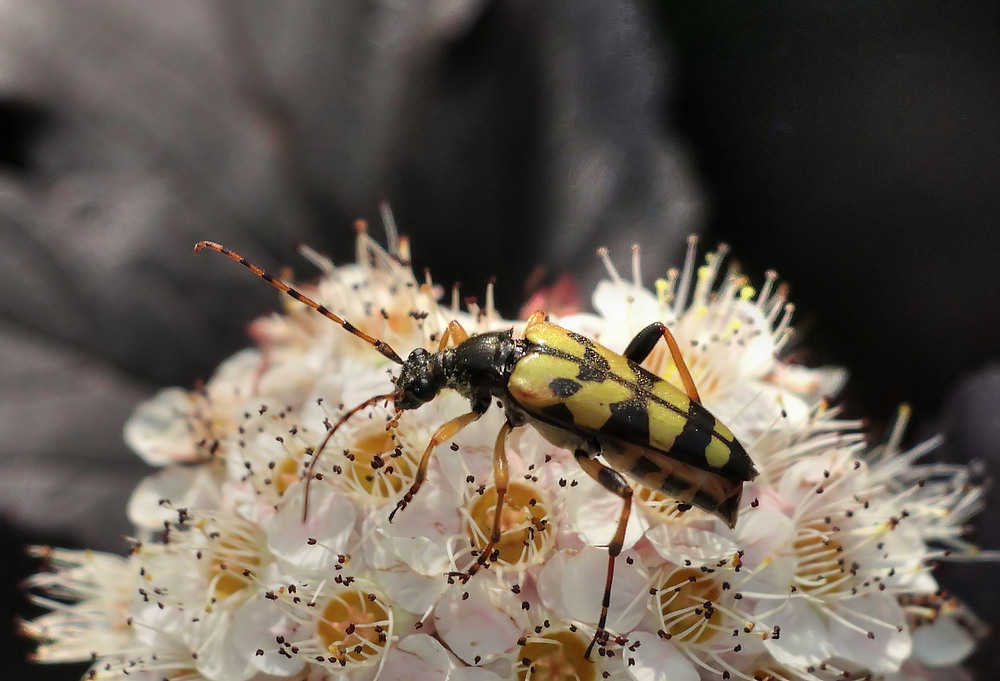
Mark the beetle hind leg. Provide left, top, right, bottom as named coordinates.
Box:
left=623, top=322, right=701, bottom=403
left=573, top=449, right=633, bottom=659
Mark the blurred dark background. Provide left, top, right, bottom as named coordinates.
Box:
left=1, top=2, right=997, bottom=679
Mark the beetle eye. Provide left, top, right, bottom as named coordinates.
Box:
left=411, top=377, right=436, bottom=401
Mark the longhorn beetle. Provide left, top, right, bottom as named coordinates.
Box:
left=194, top=239, right=758, bottom=658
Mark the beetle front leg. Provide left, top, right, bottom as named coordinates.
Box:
left=623, top=322, right=701, bottom=403
left=437, top=320, right=470, bottom=351
left=389, top=409, right=483, bottom=522
left=574, top=450, right=633, bottom=660
left=450, top=421, right=514, bottom=584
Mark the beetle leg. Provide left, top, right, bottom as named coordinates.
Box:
left=623, top=322, right=701, bottom=403
left=389, top=410, right=483, bottom=522
left=437, top=320, right=470, bottom=351
left=451, top=421, right=514, bottom=583
left=574, top=450, right=633, bottom=659
left=523, top=310, right=547, bottom=331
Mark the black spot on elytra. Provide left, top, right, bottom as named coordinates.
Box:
left=549, top=377, right=582, bottom=398
left=604, top=400, right=651, bottom=442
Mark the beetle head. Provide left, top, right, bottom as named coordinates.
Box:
left=394, top=348, right=444, bottom=410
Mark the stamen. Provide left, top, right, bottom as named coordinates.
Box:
left=378, top=201, right=401, bottom=259
left=673, top=235, right=699, bottom=318
left=597, top=247, right=623, bottom=286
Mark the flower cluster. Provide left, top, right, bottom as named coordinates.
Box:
left=24, top=227, right=993, bottom=681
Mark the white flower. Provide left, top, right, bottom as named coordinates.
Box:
left=22, top=548, right=136, bottom=664
left=25, top=224, right=994, bottom=681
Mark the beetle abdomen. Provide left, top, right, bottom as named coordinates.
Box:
left=601, top=441, right=746, bottom=528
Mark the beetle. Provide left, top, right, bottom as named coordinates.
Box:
left=194, top=239, right=758, bottom=658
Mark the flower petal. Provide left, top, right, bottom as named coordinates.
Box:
left=759, top=598, right=835, bottom=669
left=556, top=546, right=647, bottom=633
left=911, top=614, right=977, bottom=668
left=645, top=523, right=738, bottom=566
left=127, top=465, right=222, bottom=529
left=434, top=578, right=526, bottom=665
left=265, top=481, right=356, bottom=571
left=566, top=473, right=647, bottom=551
left=624, top=630, right=699, bottom=681
left=123, top=387, right=205, bottom=465
left=827, top=593, right=911, bottom=674
left=231, top=595, right=306, bottom=677
left=378, top=634, right=453, bottom=680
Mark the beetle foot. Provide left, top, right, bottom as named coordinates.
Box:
left=388, top=496, right=409, bottom=523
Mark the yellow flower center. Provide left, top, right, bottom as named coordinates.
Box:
left=209, top=534, right=261, bottom=600
left=273, top=454, right=300, bottom=496
left=465, top=480, right=552, bottom=567
left=317, top=589, right=391, bottom=664
left=344, top=426, right=414, bottom=498
left=793, top=521, right=847, bottom=594
left=635, top=485, right=690, bottom=521
left=516, top=630, right=594, bottom=681
left=653, top=566, right=723, bottom=644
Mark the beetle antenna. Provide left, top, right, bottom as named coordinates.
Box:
left=194, top=241, right=404, bottom=365
left=302, top=392, right=396, bottom=521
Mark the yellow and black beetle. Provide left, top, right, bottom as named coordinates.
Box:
left=195, top=240, right=758, bottom=658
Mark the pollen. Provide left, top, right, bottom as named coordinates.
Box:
left=655, top=277, right=670, bottom=306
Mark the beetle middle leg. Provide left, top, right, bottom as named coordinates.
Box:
left=623, top=322, right=701, bottom=403
left=450, top=421, right=514, bottom=583
left=523, top=310, right=547, bottom=332
left=389, top=409, right=483, bottom=521
left=574, top=449, right=634, bottom=659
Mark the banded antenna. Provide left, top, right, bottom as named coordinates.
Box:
left=194, top=241, right=404, bottom=365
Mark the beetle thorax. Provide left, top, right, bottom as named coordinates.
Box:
left=394, top=330, right=523, bottom=412
left=445, top=330, right=522, bottom=400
